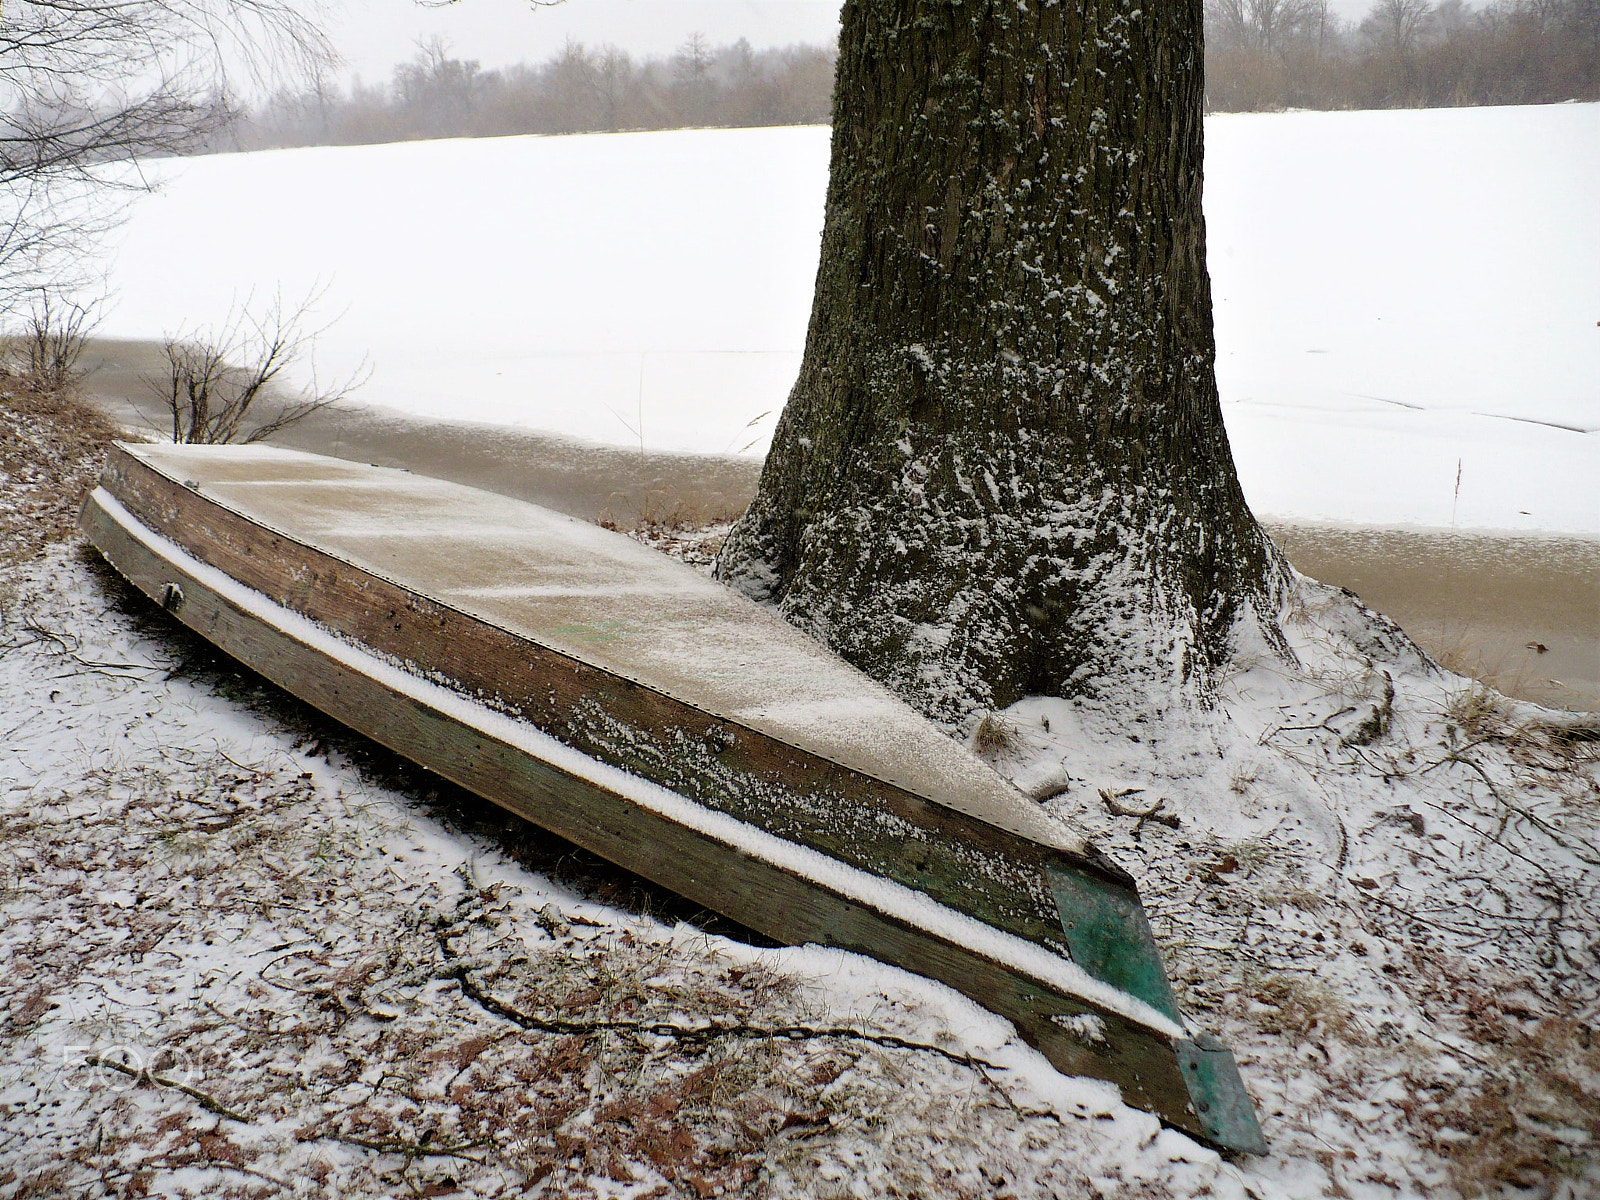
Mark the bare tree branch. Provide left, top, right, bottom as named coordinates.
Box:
left=3, top=285, right=100, bottom=390
left=0, top=0, right=334, bottom=315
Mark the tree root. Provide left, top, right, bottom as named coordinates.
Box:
left=298, top=1131, right=491, bottom=1164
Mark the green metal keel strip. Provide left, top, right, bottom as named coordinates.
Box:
left=1047, top=867, right=1267, bottom=1154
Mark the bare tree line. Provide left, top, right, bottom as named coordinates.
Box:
left=229, top=36, right=838, bottom=150
left=218, top=1, right=1595, bottom=156
left=1206, top=0, right=1598, bottom=110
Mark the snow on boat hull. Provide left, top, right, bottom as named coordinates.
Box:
left=82, top=442, right=1265, bottom=1153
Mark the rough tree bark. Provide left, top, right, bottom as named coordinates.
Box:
left=716, top=0, right=1291, bottom=726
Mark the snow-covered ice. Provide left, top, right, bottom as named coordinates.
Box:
left=96, top=104, right=1599, bottom=535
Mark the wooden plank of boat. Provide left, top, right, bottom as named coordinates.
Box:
left=81, top=441, right=1267, bottom=1154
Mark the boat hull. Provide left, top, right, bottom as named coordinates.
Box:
left=82, top=444, right=1266, bottom=1154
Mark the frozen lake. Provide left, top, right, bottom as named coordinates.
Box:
left=99, top=104, right=1598, bottom=534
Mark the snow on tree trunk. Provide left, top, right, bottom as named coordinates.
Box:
left=716, top=0, right=1291, bottom=726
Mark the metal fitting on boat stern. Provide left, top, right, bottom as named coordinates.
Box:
left=1047, top=865, right=1267, bottom=1155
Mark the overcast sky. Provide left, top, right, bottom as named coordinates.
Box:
left=324, top=0, right=1379, bottom=83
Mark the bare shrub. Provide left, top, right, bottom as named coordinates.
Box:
left=151, top=291, right=367, bottom=445
left=4, top=289, right=98, bottom=394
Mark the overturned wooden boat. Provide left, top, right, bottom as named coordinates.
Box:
left=82, top=442, right=1266, bottom=1153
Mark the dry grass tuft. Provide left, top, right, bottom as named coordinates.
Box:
left=620, top=508, right=733, bottom=570
left=1249, top=972, right=1368, bottom=1048
left=972, top=712, right=1020, bottom=758
left=1427, top=992, right=1600, bottom=1197
left=627, top=518, right=731, bottom=569
left=1257, top=883, right=1326, bottom=913
left=1227, top=760, right=1260, bottom=795
left=1439, top=680, right=1600, bottom=780
left=1442, top=682, right=1510, bottom=741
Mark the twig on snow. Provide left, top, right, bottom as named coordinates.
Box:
left=217, top=748, right=272, bottom=777
left=1098, top=788, right=1180, bottom=834
left=298, top=1130, right=491, bottom=1166
left=83, top=1054, right=253, bottom=1123
left=21, top=618, right=74, bottom=651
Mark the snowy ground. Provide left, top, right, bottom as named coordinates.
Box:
left=4, top=548, right=1250, bottom=1200
left=95, top=104, right=1599, bottom=535
left=1, top=393, right=1242, bottom=1198
left=4, top=390, right=1598, bottom=1197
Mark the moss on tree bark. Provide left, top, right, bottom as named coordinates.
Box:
left=716, top=0, right=1290, bottom=725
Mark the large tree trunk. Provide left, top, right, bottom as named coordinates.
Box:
left=716, top=0, right=1290, bottom=726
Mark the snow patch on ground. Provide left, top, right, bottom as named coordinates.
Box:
left=8, top=508, right=1595, bottom=1197
left=977, top=575, right=1600, bottom=1198
left=5, top=386, right=1597, bottom=1194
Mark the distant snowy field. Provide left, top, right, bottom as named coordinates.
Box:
left=100, top=104, right=1598, bottom=534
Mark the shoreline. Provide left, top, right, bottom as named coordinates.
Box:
left=77, top=339, right=1598, bottom=712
